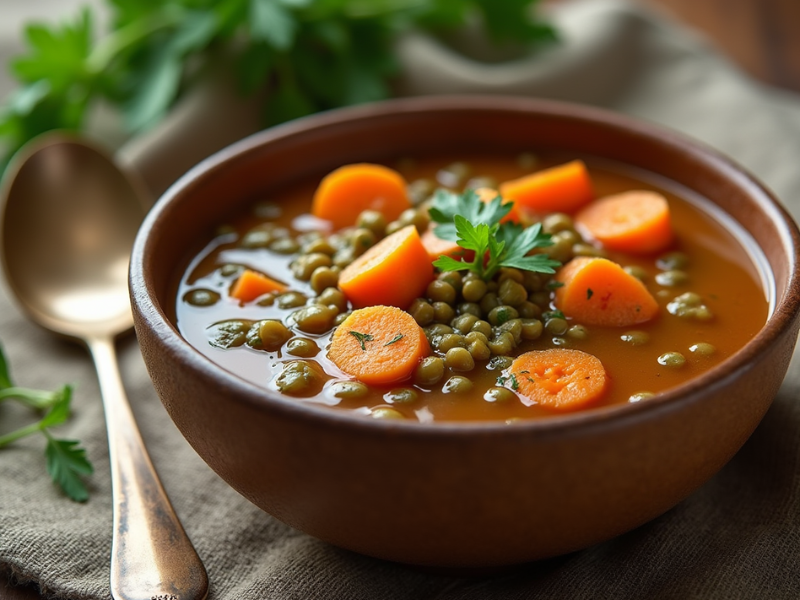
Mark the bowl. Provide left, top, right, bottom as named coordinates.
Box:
left=129, top=96, right=800, bottom=569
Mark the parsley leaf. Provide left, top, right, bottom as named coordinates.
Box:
left=431, top=188, right=561, bottom=280
left=0, top=0, right=559, bottom=171
left=384, top=333, right=404, bottom=346
left=0, top=344, right=91, bottom=501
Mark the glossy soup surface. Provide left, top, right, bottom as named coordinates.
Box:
left=175, top=154, right=769, bottom=422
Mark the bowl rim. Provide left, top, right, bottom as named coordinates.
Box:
left=130, top=94, right=800, bottom=439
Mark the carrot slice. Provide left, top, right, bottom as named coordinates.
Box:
left=574, top=190, right=673, bottom=254
left=311, top=163, right=411, bottom=230
left=499, top=160, right=594, bottom=215
left=506, top=348, right=608, bottom=411
left=420, top=224, right=468, bottom=262
left=474, top=187, right=519, bottom=223
left=339, top=224, right=434, bottom=309
left=329, top=305, right=430, bottom=385
left=554, top=257, right=659, bottom=327
left=230, top=269, right=287, bottom=302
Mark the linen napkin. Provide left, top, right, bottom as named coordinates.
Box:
left=2, top=1, right=800, bottom=599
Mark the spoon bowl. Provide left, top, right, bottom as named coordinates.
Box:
left=0, top=132, right=208, bottom=600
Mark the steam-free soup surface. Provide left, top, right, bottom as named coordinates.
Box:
left=175, top=154, right=768, bottom=422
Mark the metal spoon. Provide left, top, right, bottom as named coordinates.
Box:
left=0, top=132, right=208, bottom=600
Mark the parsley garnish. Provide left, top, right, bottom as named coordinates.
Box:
left=430, top=189, right=561, bottom=281
left=384, top=333, right=404, bottom=346
left=0, top=344, right=91, bottom=501
left=542, top=309, right=566, bottom=321
left=587, top=288, right=594, bottom=300
left=349, top=330, right=374, bottom=351
left=0, top=1, right=558, bottom=170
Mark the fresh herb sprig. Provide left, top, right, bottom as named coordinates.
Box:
left=0, top=345, right=92, bottom=501
left=430, top=188, right=561, bottom=281
left=0, top=0, right=557, bottom=171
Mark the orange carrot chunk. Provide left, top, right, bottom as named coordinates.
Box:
left=339, top=225, right=434, bottom=309
left=311, top=163, right=411, bottom=230
left=574, top=190, right=673, bottom=254
left=329, top=306, right=430, bottom=385
left=420, top=224, right=468, bottom=262
left=506, top=348, right=608, bottom=411
left=554, top=257, right=659, bottom=327
left=230, top=269, right=287, bottom=302
left=499, top=160, right=594, bottom=216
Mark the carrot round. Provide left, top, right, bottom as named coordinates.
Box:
left=506, top=348, right=608, bottom=411
left=339, top=224, right=434, bottom=309
left=554, top=257, right=659, bottom=327
left=230, top=269, right=287, bottom=302
left=329, top=306, right=430, bottom=385
left=498, top=160, right=594, bottom=215
left=574, top=190, right=673, bottom=254
left=311, top=163, right=411, bottom=230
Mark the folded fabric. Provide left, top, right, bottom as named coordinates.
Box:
left=2, top=1, right=800, bottom=598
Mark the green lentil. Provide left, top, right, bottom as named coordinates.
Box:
left=409, top=298, right=435, bottom=326
left=620, top=330, right=650, bottom=346
left=484, top=387, right=517, bottom=404
left=566, top=324, right=589, bottom=340
left=572, top=243, right=605, bottom=258
left=385, top=388, right=418, bottom=404
left=258, top=320, right=293, bottom=351
left=658, top=351, right=686, bottom=368
left=398, top=208, right=430, bottom=232
left=497, top=268, right=524, bottom=284
left=517, top=301, right=541, bottom=319
left=529, top=290, right=551, bottom=307
left=522, top=271, right=545, bottom=292
left=317, top=287, right=347, bottom=312
left=467, top=339, right=492, bottom=361
left=355, top=210, right=387, bottom=238
left=445, top=347, right=475, bottom=372
left=457, top=302, right=482, bottom=318
left=488, top=305, right=519, bottom=326
left=277, top=291, right=308, bottom=309
left=292, top=253, right=333, bottom=281
left=220, top=264, right=242, bottom=277
left=689, top=342, right=717, bottom=356
left=623, top=265, right=648, bottom=281
left=435, top=333, right=466, bottom=353
left=274, top=361, right=320, bottom=395
left=498, top=279, right=528, bottom=307
left=432, top=301, right=455, bottom=324
left=667, top=292, right=713, bottom=320
left=269, top=237, right=299, bottom=254
left=427, top=280, right=457, bottom=304
left=310, top=266, right=339, bottom=294
left=544, top=317, right=569, bottom=336
left=496, top=319, right=523, bottom=345
left=302, top=237, right=336, bottom=256
left=656, top=251, right=689, bottom=270
left=542, top=213, right=574, bottom=234
left=414, top=356, right=446, bottom=386
left=408, top=178, right=435, bottom=205
left=442, top=376, right=472, bottom=394
left=471, top=319, right=493, bottom=338
left=487, top=331, right=515, bottom=355
left=488, top=355, right=514, bottom=370
left=350, top=228, right=377, bottom=255
left=207, top=320, right=249, bottom=349
left=292, top=304, right=338, bottom=334
left=370, top=406, right=405, bottom=420
left=520, top=319, right=543, bottom=340
left=655, top=269, right=689, bottom=287
left=285, top=337, right=320, bottom=357
left=183, top=289, right=220, bottom=307
left=629, top=392, right=656, bottom=402
left=462, top=278, right=488, bottom=303
left=328, top=380, right=369, bottom=399
left=437, top=162, right=470, bottom=188
left=334, top=311, right=351, bottom=326
left=437, top=271, right=463, bottom=294
left=480, top=292, right=501, bottom=315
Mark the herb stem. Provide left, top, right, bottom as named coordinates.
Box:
left=0, top=387, right=60, bottom=410
left=0, top=420, right=44, bottom=448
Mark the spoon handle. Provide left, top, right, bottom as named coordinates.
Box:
left=87, top=335, right=208, bottom=600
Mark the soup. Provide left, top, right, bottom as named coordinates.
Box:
left=174, top=153, right=769, bottom=422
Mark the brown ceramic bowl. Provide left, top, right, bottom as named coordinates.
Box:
left=129, top=96, right=800, bottom=569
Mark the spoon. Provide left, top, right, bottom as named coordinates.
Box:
left=0, top=132, right=208, bottom=600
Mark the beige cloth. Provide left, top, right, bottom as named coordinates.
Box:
left=2, top=0, right=800, bottom=598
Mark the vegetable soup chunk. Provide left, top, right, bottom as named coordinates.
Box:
left=175, top=153, right=768, bottom=423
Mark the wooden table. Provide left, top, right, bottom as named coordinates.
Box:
left=2, top=1, right=798, bottom=598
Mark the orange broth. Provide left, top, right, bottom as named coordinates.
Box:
left=175, top=154, right=769, bottom=422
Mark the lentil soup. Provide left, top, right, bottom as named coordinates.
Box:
left=175, top=154, right=769, bottom=422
